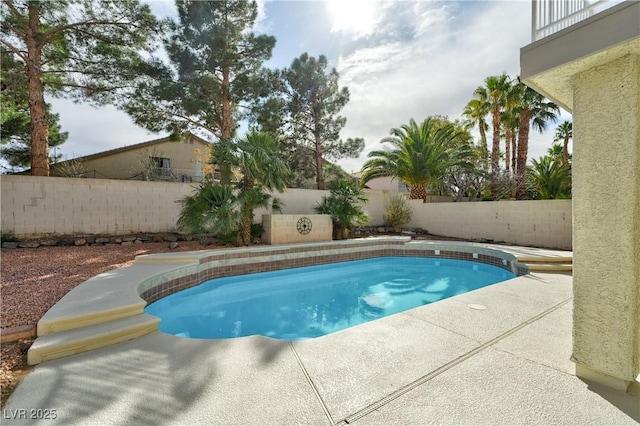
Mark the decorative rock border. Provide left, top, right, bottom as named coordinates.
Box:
left=1, top=233, right=184, bottom=249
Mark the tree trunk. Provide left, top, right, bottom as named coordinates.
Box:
left=504, top=127, right=512, bottom=172
left=510, top=133, right=517, bottom=173
left=510, top=132, right=518, bottom=198
left=239, top=175, right=254, bottom=245
left=314, top=131, right=324, bottom=190
left=491, top=107, right=501, bottom=174
left=312, top=97, right=324, bottom=190
left=409, top=186, right=428, bottom=202
left=220, top=67, right=233, bottom=184
left=26, top=3, right=49, bottom=176
left=562, top=136, right=569, bottom=167
left=332, top=223, right=349, bottom=240
left=479, top=124, right=489, bottom=169
left=516, top=109, right=531, bottom=198
left=490, top=107, right=501, bottom=200
left=240, top=208, right=252, bottom=246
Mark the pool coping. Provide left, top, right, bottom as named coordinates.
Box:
left=28, top=237, right=528, bottom=365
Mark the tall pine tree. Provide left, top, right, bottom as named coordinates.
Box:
left=283, top=53, right=363, bottom=190
left=0, top=0, right=159, bottom=176
left=1, top=48, right=67, bottom=170
left=125, top=0, right=276, bottom=184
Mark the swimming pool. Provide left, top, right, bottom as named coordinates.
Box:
left=145, top=256, right=515, bottom=340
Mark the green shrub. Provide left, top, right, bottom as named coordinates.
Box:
left=383, top=194, right=412, bottom=227
left=216, top=223, right=265, bottom=246
left=315, top=180, right=369, bottom=239
left=0, top=231, right=18, bottom=243
left=251, top=223, right=265, bottom=240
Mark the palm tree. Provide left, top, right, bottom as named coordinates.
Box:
left=475, top=74, right=512, bottom=176
left=514, top=81, right=559, bottom=195
left=547, top=144, right=565, bottom=161
left=177, top=182, right=239, bottom=240
left=234, top=131, right=291, bottom=245
left=501, top=82, right=523, bottom=173
left=360, top=117, right=475, bottom=201
left=553, top=120, right=573, bottom=167
left=462, top=98, right=490, bottom=168
left=177, top=131, right=291, bottom=245
left=527, top=155, right=571, bottom=199
left=315, top=180, right=369, bottom=239
left=501, top=108, right=519, bottom=173
left=472, top=74, right=512, bottom=200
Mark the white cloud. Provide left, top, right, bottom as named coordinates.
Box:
left=253, top=0, right=271, bottom=34
left=145, top=0, right=176, bottom=19
left=327, top=0, right=382, bottom=38
left=334, top=0, right=563, bottom=173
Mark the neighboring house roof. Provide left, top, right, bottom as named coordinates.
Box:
left=50, top=132, right=212, bottom=166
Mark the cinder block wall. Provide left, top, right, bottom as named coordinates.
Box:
left=407, top=199, right=572, bottom=249
left=0, top=176, right=194, bottom=237
left=1, top=176, right=572, bottom=249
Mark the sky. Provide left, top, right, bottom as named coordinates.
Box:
left=45, top=0, right=571, bottom=174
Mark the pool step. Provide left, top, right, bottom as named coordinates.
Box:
left=37, top=302, right=145, bottom=337
left=517, top=256, right=573, bottom=272
left=526, top=263, right=573, bottom=272
left=27, top=314, right=159, bottom=365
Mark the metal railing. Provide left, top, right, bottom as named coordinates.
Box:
left=532, top=0, right=623, bottom=41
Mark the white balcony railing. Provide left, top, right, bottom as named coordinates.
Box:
left=532, top=0, right=624, bottom=41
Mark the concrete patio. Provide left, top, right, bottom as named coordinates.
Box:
left=3, top=245, right=639, bottom=425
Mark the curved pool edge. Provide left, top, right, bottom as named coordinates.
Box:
left=27, top=237, right=530, bottom=365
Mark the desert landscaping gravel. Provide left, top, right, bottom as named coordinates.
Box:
left=1, top=242, right=206, bottom=330
left=0, top=241, right=206, bottom=404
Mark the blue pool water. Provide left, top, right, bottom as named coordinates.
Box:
left=145, top=257, right=515, bottom=340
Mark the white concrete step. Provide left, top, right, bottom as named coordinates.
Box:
left=28, top=314, right=159, bottom=365
left=517, top=256, right=573, bottom=272
left=526, top=263, right=573, bottom=272
left=517, top=256, right=573, bottom=264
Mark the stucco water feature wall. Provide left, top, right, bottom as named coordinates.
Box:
left=261, top=214, right=332, bottom=244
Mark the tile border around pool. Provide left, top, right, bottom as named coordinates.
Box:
left=138, top=238, right=528, bottom=304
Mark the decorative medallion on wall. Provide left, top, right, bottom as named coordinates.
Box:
left=296, top=217, right=312, bottom=235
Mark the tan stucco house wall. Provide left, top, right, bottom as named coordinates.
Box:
left=50, top=133, right=212, bottom=181
left=521, top=1, right=640, bottom=392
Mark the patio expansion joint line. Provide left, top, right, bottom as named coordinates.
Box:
left=338, top=297, right=573, bottom=425
left=288, top=341, right=335, bottom=426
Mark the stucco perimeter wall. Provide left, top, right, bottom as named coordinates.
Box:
left=262, top=214, right=332, bottom=244
left=1, top=175, right=571, bottom=250
left=407, top=199, right=572, bottom=250
left=0, top=176, right=389, bottom=238
left=1, top=176, right=195, bottom=237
